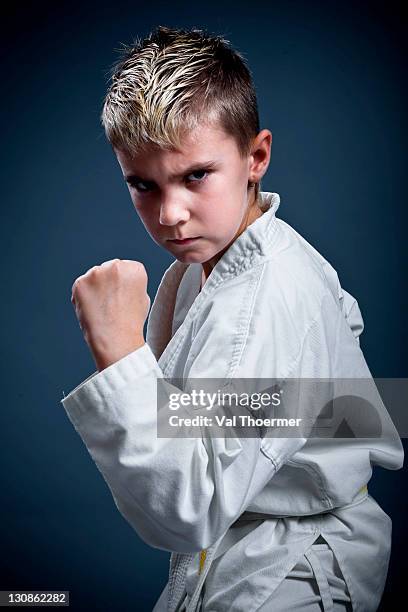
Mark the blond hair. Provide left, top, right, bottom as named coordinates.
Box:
left=100, top=25, right=262, bottom=203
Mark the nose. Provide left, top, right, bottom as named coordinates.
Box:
left=159, top=197, right=190, bottom=226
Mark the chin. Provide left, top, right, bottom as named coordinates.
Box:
left=173, top=252, right=204, bottom=263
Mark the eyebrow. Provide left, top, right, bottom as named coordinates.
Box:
left=124, top=160, right=220, bottom=183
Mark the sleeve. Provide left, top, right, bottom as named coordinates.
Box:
left=61, top=281, right=351, bottom=554
left=339, top=288, right=364, bottom=344
left=61, top=340, right=282, bottom=554
left=317, top=255, right=364, bottom=344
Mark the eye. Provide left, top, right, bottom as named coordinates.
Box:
left=186, top=169, right=208, bottom=183
left=129, top=181, right=154, bottom=193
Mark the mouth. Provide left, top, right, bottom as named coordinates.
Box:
left=168, top=237, right=201, bottom=245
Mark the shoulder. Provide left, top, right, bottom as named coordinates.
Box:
left=257, top=224, right=333, bottom=328
left=260, top=219, right=364, bottom=341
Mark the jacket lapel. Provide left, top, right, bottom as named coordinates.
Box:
left=146, top=260, right=189, bottom=362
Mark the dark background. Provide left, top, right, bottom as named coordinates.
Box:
left=1, top=1, right=406, bottom=610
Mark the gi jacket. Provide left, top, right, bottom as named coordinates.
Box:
left=61, top=192, right=403, bottom=612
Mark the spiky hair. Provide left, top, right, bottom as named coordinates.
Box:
left=100, top=25, right=261, bottom=201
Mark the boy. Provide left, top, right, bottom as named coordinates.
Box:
left=62, top=25, right=403, bottom=611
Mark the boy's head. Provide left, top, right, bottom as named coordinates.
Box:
left=100, top=25, right=271, bottom=270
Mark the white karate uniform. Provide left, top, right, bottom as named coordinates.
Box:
left=61, top=191, right=403, bottom=612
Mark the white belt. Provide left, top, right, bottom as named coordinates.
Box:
left=232, top=484, right=369, bottom=524
left=209, top=484, right=369, bottom=563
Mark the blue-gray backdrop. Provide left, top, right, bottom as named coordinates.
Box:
left=1, top=1, right=406, bottom=611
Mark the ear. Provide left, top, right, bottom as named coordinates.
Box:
left=248, top=130, right=272, bottom=184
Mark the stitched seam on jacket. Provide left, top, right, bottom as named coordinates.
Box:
left=227, top=263, right=266, bottom=379
left=259, top=444, right=279, bottom=469
left=281, top=291, right=333, bottom=380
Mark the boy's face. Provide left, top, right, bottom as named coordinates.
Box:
left=114, top=121, right=265, bottom=271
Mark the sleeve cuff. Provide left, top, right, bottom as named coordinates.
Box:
left=60, top=342, right=161, bottom=417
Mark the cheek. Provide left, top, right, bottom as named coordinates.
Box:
left=133, top=208, right=157, bottom=232
left=208, top=201, right=242, bottom=231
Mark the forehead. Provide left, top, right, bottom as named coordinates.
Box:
left=114, top=121, right=242, bottom=173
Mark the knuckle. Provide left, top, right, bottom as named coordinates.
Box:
left=102, top=258, right=120, bottom=267
left=135, top=261, right=147, bottom=276
left=82, top=266, right=97, bottom=279
left=85, top=265, right=101, bottom=280
left=110, top=259, right=122, bottom=275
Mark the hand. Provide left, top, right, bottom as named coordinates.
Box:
left=71, top=258, right=150, bottom=371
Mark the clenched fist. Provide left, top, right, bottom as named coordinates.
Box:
left=71, top=258, right=150, bottom=371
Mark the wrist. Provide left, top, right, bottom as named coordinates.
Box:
left=93, top=336, right=146, bottom=372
